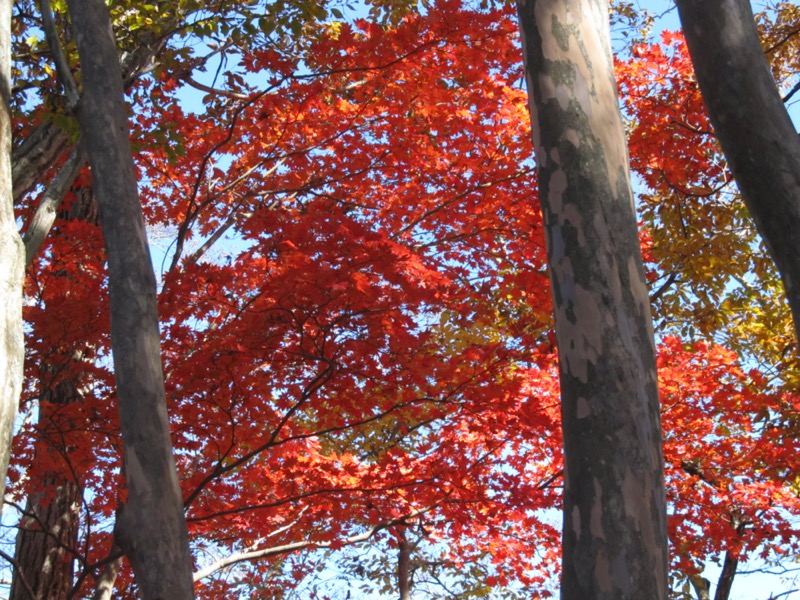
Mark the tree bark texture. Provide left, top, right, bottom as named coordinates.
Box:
left=0, top=0, right=25, bottom=506
left=64, top=1, right=194, bottom=598
left=675, top=0, right=800, bottom=343
left=516, top=1, right=668, bottom=598
left=9, top=477, right=80, bottom=600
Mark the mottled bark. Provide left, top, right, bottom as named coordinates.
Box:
left=65, top=0, right=194, bottom=598
left=675, top=0, right=800, bottom=342
left=515, top=1, right=668, bottom=598
left=0, top=0, right=25, bottom=505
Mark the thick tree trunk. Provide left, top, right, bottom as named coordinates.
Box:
left=675, top=0, right=800, bottom=342
left=516, top=1, right=668, bottom=599
left=64, top=1, right=194, bottom=598
left=0, top=0, right=25, bottom=505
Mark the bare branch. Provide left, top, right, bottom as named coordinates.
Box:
left=0, top=548, right=36, bottom=599
left=184, top=75, right=251, bottom=100
left=193, top=508, right=430, bottom=582
left=782, top=79, right=800, bottom=104
left=187, top=158, right=286, bottom=264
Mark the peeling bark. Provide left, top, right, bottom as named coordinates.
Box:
left=65, top=0, right=193, bottom=598
left=516, top=1, right=668, bottom=598
left=675, top=0, right=800, bottom=343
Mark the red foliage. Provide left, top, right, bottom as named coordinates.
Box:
left=8, top=3, right=800, bottom=597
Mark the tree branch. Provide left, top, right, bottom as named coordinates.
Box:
left=22, top=145, right=84, bottom=266
left=782, top=79, right=800, bottom=104
left=0, top=548, right=36, bottom=599
left=91, top=546, right=122, bottom=600
left=192, top=508, right=429, bottom=582
left=39, top=0, right=80, bottom=108
left=184, top=75, right=250, bottom=100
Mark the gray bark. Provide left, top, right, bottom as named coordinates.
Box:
left=515, top=1, right=668, bottom=598
left=0, top=0, right=25, bottom=505
left=64, top=0, right=194, bottom=598
left=675, top=0, right=800, bottom=342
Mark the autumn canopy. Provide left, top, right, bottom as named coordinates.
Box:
left=1, top=1, right=800, bottom=599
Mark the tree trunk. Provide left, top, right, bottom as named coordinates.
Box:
left=9, top=477, right=80, bottom=600
left=397, top=528, right=411, bottom=600
left=11, top=360, right=84, bottom=600
left=675, top=0, right=800, bottom=342
left=515, top=1, right=668, bottom=599
left=64, top=1, right=194, bottom=598
left=0, top=0, right=25, bottom=506
left=713, top=550, right=738, bottom=600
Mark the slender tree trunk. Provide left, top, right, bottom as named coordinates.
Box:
left=397, top=528, right=411, bottom=600
left=713, top=550, right=738, bottom=600
left=0, top=0, right=25, bottom=505
left=515, top=1, right=668, bottom=598
left=675, top=0, right=800, bottom=342
left=64, top=1, right=194, bottom=597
